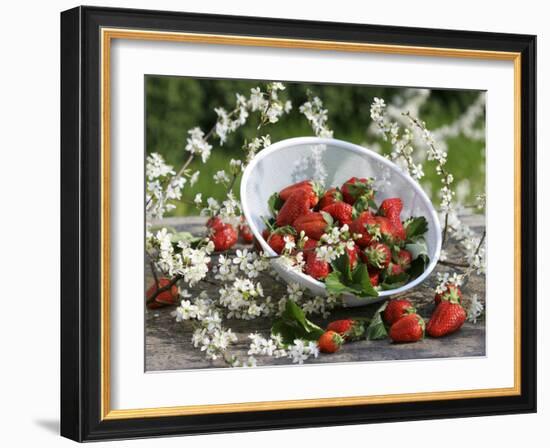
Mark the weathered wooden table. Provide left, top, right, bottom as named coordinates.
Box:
left=146, top=214, right=485, bottom=371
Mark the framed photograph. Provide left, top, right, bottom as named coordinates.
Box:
left=60, top=6, right=536, bottom=441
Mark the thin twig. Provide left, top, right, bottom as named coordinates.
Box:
left=146, top=274, right=183, bottom=304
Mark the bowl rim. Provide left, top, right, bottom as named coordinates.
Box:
left=240, top=136, right=442, bottom=298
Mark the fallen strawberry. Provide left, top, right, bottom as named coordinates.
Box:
left=434, top=284, right=463, bottom=305
left=389, top=313, right=425, bottom=343
left=327, top=319, right=365, bottom=341
left=293, top=212, right=329, bottom=240
left=206, top=216, right=225, bottom=231
left=318, top=187, right=342, bottom=209
left=238, top=218, right=254, bottom=243
left=146, top=278, right=179, bottom=309
left=322, top=201, right=353, bottom=226
left=318, top=330, right=344, bottom=353
left=383, top=298, right=416, bottom=325
left=364, top=241, right=392, bottom=269
left=276, top=189, right=311, bottom=227
left=427, top=299, right=466, bottom=337
left=341, top=177, right=374, bottom=205
left=210, top=223, right=238, bottom=251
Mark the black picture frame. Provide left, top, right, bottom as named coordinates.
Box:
left=61, top=5, right=536, bottom=442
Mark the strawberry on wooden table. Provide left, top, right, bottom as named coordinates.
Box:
left=293, top=212, right=329, bottom=240
left=434, top=284, right=463, bottom=305
left=210, top=222, right=238, bottom=251
left=318, top=187, right=342, bottom=209
left=327, top=319, right=365, bottom=341
left=276, top=189, right=311, bottom=227
left=146, top=278, right=179, bottom=309
left=389, top=313, right=425, bottom=343
left=427, top=296, right=466, bottom=337
left=318, top=330, right=344, bottom=353
left=321, top=201, right=353, bottom=226
left=238, top=217, right=254, bottom=243
left=383, top=298, right=415, bottom=325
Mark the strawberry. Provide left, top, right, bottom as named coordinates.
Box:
left=395, top=249, right=413, bottom=270
left=364, top=242, right=392, bottom=269
left=267, top=230, right=295, bottom=255
left=389, top=313, right=425, bottom=343
left=434, top=284, right=463, bottom=305
left=302, top=237, right=318, bottom=253
left=210, top=223, right=238, bottom=251
left=279, top=180, right=319, bottom=207
left=346, top=244, right=360, bottom=270
left=350, top=211, right=380, bottom=248
left=322, top=202, right=353, bottom=226
left=276, top=189, right=311, bottom=227
left=206, top=216, right=224, bottom=231
left=293, top=212, right=329, bottom=240
left=238, top=218, right=254, bottom=244
left=146, top=278, right=179, bottom=309
left=327, top=319, right=365, bottom=341
left=341, top=177, right=374, bottom=205
left=318, top=330, right=344, bottom=353
left=383, top=298, right=416, bottom=325
left=386, top=262, right=404, bottom=276
left=427, top=299, right=466, bottom=337
left=379, top=198, right=403, bottom=217
left=318, top=187, right=342, bottom=209
left=369, top=269, right=380, bottom=287
left=374, top=216, right=401, bottom=243
left=304, top=251, right=331, bottom=280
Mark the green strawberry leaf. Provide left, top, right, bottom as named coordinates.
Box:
left=330, top=252, right=352, bottom=282
left=408, top=254, right=430, bottom=279
left=325, top=257, right=379, bottom=298
left=379, top=272, right=410, bottom=290
left=271, top=300, right=324, bottom=345
left=366, top=302, right=389, bottom=340
left=320, top=210, right=334, bottom=226
left=404, top=216, right=428, bottom=240
left=268, top=192, right=284, bottom=217
left=405, top=236, right=429, bottom=259
left=351, top=263, right=379, bottom=297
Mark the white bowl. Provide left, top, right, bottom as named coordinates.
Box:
left=240, top=137, right=442, bottom=307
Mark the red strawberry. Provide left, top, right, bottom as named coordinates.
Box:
left=395, top=249, right=413, bottom=269
left=369, top=269, right=380, bottom=287
left=434, top=284, right=463, bottom=305
left=383, top=298, right=416, bottom=325
left=238, top=218, right=254, bottom=244
left=350, top=211, right=380, bottom=248
left=206, top=216, right=224, bottom=231
left=327, top=319, right=365, bottom=341
left=427, top=299, right=466, bottom=337
left=379, top=198, right=403, bottom=217
left=341, top=177, right=374, bottom=205
left=318, top=330, right=344, bottom=353
left=279, top=180, right=319, bottom=207
left=318, top=187, right=342, bottom=209
left=267, top=231, right=295, bottom=255
left=302, top=238, right=318, bottom=252
left=375, top=216, right=401, bottom=243
left=322, top=202, right=353, bottom=226
left=276, top=189, right=311, bottom=227
left=389, top=313, right=425, bottom=343
left=364, top=242, right=392, bottom=269
left=293, top=212, right=329, bottom=240
left=146, top=278, right=179, bottom=309
left=210, top=223, right=238, bottom=251
left=305, top=251, right=331, bottom=280
left=386, top=262, right=405, bottom=276
left=346, top=244, right=360, bottom=270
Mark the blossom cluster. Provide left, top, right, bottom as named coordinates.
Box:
left=299, top=96, right=333, bottom=138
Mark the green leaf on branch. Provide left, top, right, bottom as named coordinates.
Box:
left=271, top=300, right=324, bottom=345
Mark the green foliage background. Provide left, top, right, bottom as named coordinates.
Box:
left=146, top=76, right=485, bottom=216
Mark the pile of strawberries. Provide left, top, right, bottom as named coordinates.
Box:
left=317, top=285, right=467, bottom=353
left=206, top=216, right=254, bottom=251
left=263, top=177, right=426, bottom=289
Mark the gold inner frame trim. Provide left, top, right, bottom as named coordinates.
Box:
left=100, top=27, right=522, bottom=420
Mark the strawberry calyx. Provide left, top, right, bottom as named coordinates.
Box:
left=441, top=287, right=462, bottom=305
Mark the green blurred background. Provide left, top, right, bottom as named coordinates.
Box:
left=146, top=76, right=485, bottom=216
